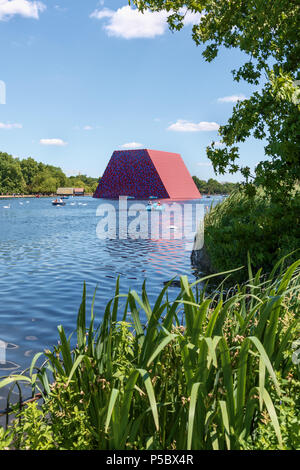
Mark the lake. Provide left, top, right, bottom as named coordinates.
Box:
left=0, top=195, right=222, bottom=409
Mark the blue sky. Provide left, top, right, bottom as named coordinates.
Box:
left=0, top=0, right=266, bottom=181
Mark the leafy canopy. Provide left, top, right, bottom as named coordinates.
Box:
left=192, top=176, right=239, bottom=194
left=0, top=152, right=100, bottom=195
left=132, top=0, right=300, bottom=200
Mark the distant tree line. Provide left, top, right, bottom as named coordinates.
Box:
left=0, top=151, right=239, bottom=196
left=192, top=176, right=239, bottom=195
left=0, top=152, right=100, bottom=195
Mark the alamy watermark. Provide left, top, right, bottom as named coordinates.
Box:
left=96, top=197, right=205, bottom=251
left=0, top=340, right=6, bottom=365
left=0, top=340, right=19, bottom=371
left=0, top=80, right=6, bottom=104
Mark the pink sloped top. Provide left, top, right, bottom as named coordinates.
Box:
left=147, top=150, right=201, bottom=200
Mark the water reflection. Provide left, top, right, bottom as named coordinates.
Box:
left=0, top=195, right=223, bottom=411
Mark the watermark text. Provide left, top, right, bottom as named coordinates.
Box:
left=96, top=197, right=204, bottom=251
left=0, top=80, right=6, bottom=104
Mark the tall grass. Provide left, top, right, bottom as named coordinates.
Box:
left=1, top=257, right=299, bottom=450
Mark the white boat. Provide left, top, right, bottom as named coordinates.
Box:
left=52, top=199, right=66, bottom=206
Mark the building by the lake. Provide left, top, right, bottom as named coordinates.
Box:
left=57, top=187, right=85, bottom=196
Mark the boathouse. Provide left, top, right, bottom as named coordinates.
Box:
left=57, top=188, right=74, bottom=196
left=93, top=149, right=201, bottom=200
left=57, top=187, right=85, bottom=196
left=74, top=188, right=85, bottom=196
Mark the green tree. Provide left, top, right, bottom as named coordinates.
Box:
left=67, top=175, right=100, bottom=193
left=132, top=0, right=300, bottom=200
left=20, top=157, right=40, bottom=191
left=31, top=170, right=58, bottom=194
left=206, top=178, right=221, bottom=194
left=44, top=165, right=67, bottom=188
left=67, top=177, right=86, bottom=188
left=0, top=153, right=26, bottom=194
left=0, top=152, right=100, bottom=195
left=192, top=176, right=208, bottom=193
left=193, top=176, right=238, bottom=194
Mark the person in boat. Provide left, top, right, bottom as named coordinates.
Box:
left=157, top=201, right=161, bottom=206
left=148, top=200, right=152, bottom=205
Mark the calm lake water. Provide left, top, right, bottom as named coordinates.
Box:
left=0, top=195, right=223, bottom=409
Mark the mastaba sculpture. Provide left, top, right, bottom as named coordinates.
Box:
left=93, top=149, right=201, bottom=200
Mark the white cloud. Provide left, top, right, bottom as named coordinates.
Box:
left=0, top=0, right=46, bottom=21
left=120, top=142, right=143, bottom=149
left=197, top=162, right=212, bottom=167
left=183, top=10, right=203, bottom=26
left=91, top=7, right=113, bottom=21
left=168, top=120, right=220, bottom=132
left=64, top=168, right=81, bottom=177
left=54, top=5, right=67, bottom=13
left=217, top=94, right=247, bottom=103
left=90, top=5, right=201, bottom=39
left=75, top=125, right=101, bottom=131
left=40, top=138, right=67, bottom=146
left=0, top=122, right=22, bottom=129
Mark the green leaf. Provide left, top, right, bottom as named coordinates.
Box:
left=219, top=400, right=231, bottom=450
left=105, top=388, right=119, bottom=433
left=236, top=338, right=250, bottom=417
left=77, top=282, right=86, bottom=350
left=262, top=388, right=283, bottom=448
left=249, top=336, right=281, bottom=395
left=57, top=325, right=73, bottom=375
left=66, top=355, right=85, bottom=387
left=146, top=333, right=177, bottom=367
left=0, top=375, right=32, bottom=389
left=187, top=382, right=201, bottom=450
left=137, top=369, right=159, bottom=432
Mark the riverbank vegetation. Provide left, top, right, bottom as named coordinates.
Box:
left=192, top=177, right=239, bottom=195
left=0, top=257, right=299, bottom=450
left=0, top=152, right=100, bottom=195
left=203, top=190, right=300, bottom=283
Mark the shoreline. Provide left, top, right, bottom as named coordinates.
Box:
left=0, top=194, right=93, bottom=199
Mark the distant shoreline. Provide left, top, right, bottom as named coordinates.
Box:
left=0, top=194, right=93, bottom=199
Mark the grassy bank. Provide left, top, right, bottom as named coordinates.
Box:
left=204, top=190, right=300, bottom=283
left=0, top=257, right=299, bottom=450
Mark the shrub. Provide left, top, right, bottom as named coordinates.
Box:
left=204, top=190, right=300, bottom=282
left=242, top=374, right=300, bottom=450
left=0, top=428, right=13, bottom=451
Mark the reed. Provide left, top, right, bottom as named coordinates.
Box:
left=1, top=256, right=299, bottom=450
